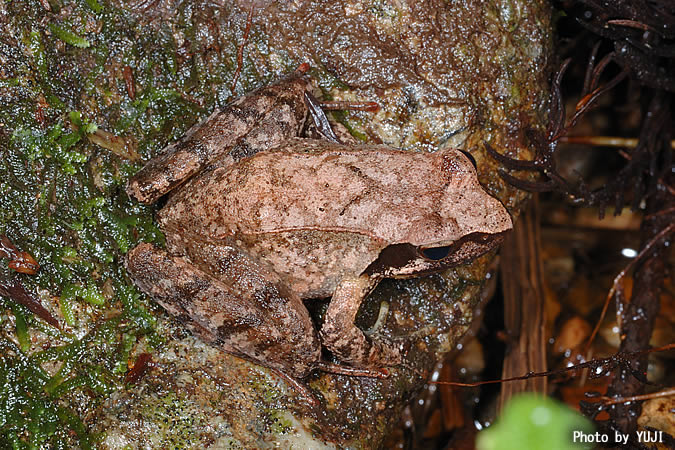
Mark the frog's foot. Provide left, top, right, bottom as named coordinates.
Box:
left=274, top=363, right=387, bottom=407
left=320, top=276, right=403, bottom=368
left=303, top=91, right=364, bottom=145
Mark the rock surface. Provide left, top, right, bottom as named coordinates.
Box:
left=0, top=0, right=551, bottom=447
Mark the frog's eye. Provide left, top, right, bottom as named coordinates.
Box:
left=458, top=150, right=477, bottom=169
left=420, top=246, right=451, bottom=261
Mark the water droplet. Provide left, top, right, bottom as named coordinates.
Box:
left=621, top=248, right=637, bottom=258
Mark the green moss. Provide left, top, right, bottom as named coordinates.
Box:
left=48, top=23, right=91, bottom=48
left=85, top=0, right=104, bottom=14
left=0, top=340, right=93, bottom=449
left=267, top=410, right=293, bottom=435
left=61, top=282, right=105, bottom=306
left=0, top=0, right=184, bottom=445
left=136, top=392, right=215, bottom=448
left=11, top=305, right=31, bottom=352
left=26, top=31, right=48, bottom=81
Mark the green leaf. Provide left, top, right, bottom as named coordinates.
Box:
left=12, top=306, right=31, bottom=352
left=59, top=293, right=75, bottom=327
left=48, top=23, right=91, bottom=48
left=61, top=282, right=105, bottom=307
left=85, top=0, right=103, bottom=13
left=27, top=30, right=48, bottom=80
left=477, top=394, right=595, bottom=450
left=82, top=284, right=105, bottom=306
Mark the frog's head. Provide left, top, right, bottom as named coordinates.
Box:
left=367, top=149, right=512, bottom=278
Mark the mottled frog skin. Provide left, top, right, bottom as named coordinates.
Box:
left=125, top=66, right=512, bottom=381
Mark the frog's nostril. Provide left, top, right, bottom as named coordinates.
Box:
left=420, top=246, right=451, bottom=261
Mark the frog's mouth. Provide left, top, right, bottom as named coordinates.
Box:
left=365, top=230, right=511, bottom=278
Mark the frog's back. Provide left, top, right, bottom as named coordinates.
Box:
left=160, top=138, right=475, bottom=247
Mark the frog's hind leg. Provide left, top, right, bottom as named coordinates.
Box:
left=125, top=243, right=320, bottom=379
left=126, top=66, right=311, bottom=205
left=166, top=239, right=401, bottom=375
left=320, top=275, right=404, bottom=368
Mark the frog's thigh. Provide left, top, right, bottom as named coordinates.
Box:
left=175, top=239, right=310, bottom=322
left=125, top=243, right=319, bottom=378
left=320, top=275, right=403, bottom=367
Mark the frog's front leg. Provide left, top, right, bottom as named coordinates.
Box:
left=320, top=275, right=403, bottom=368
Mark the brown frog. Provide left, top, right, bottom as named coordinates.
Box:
left=124, top=65, right=513, bottom=386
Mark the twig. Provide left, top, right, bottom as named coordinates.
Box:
left=584, top=222, right=675, bottom=354
left=319, top=101, right=380, bottom=112
left=598, top=388, right=675, bottom=406
left=498, top=197, right=547, bottom=412
left=606, top=19, right=655, bottom=32
left=560, top=136, right=675, bottom=149
left=429, top=344, right=674, bottom=387
left=489, top=56, right=671, bottom=217
left=230, top=4, right=255, bottom=95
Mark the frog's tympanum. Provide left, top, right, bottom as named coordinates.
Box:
left=125, top=65, right=513, bottom=385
